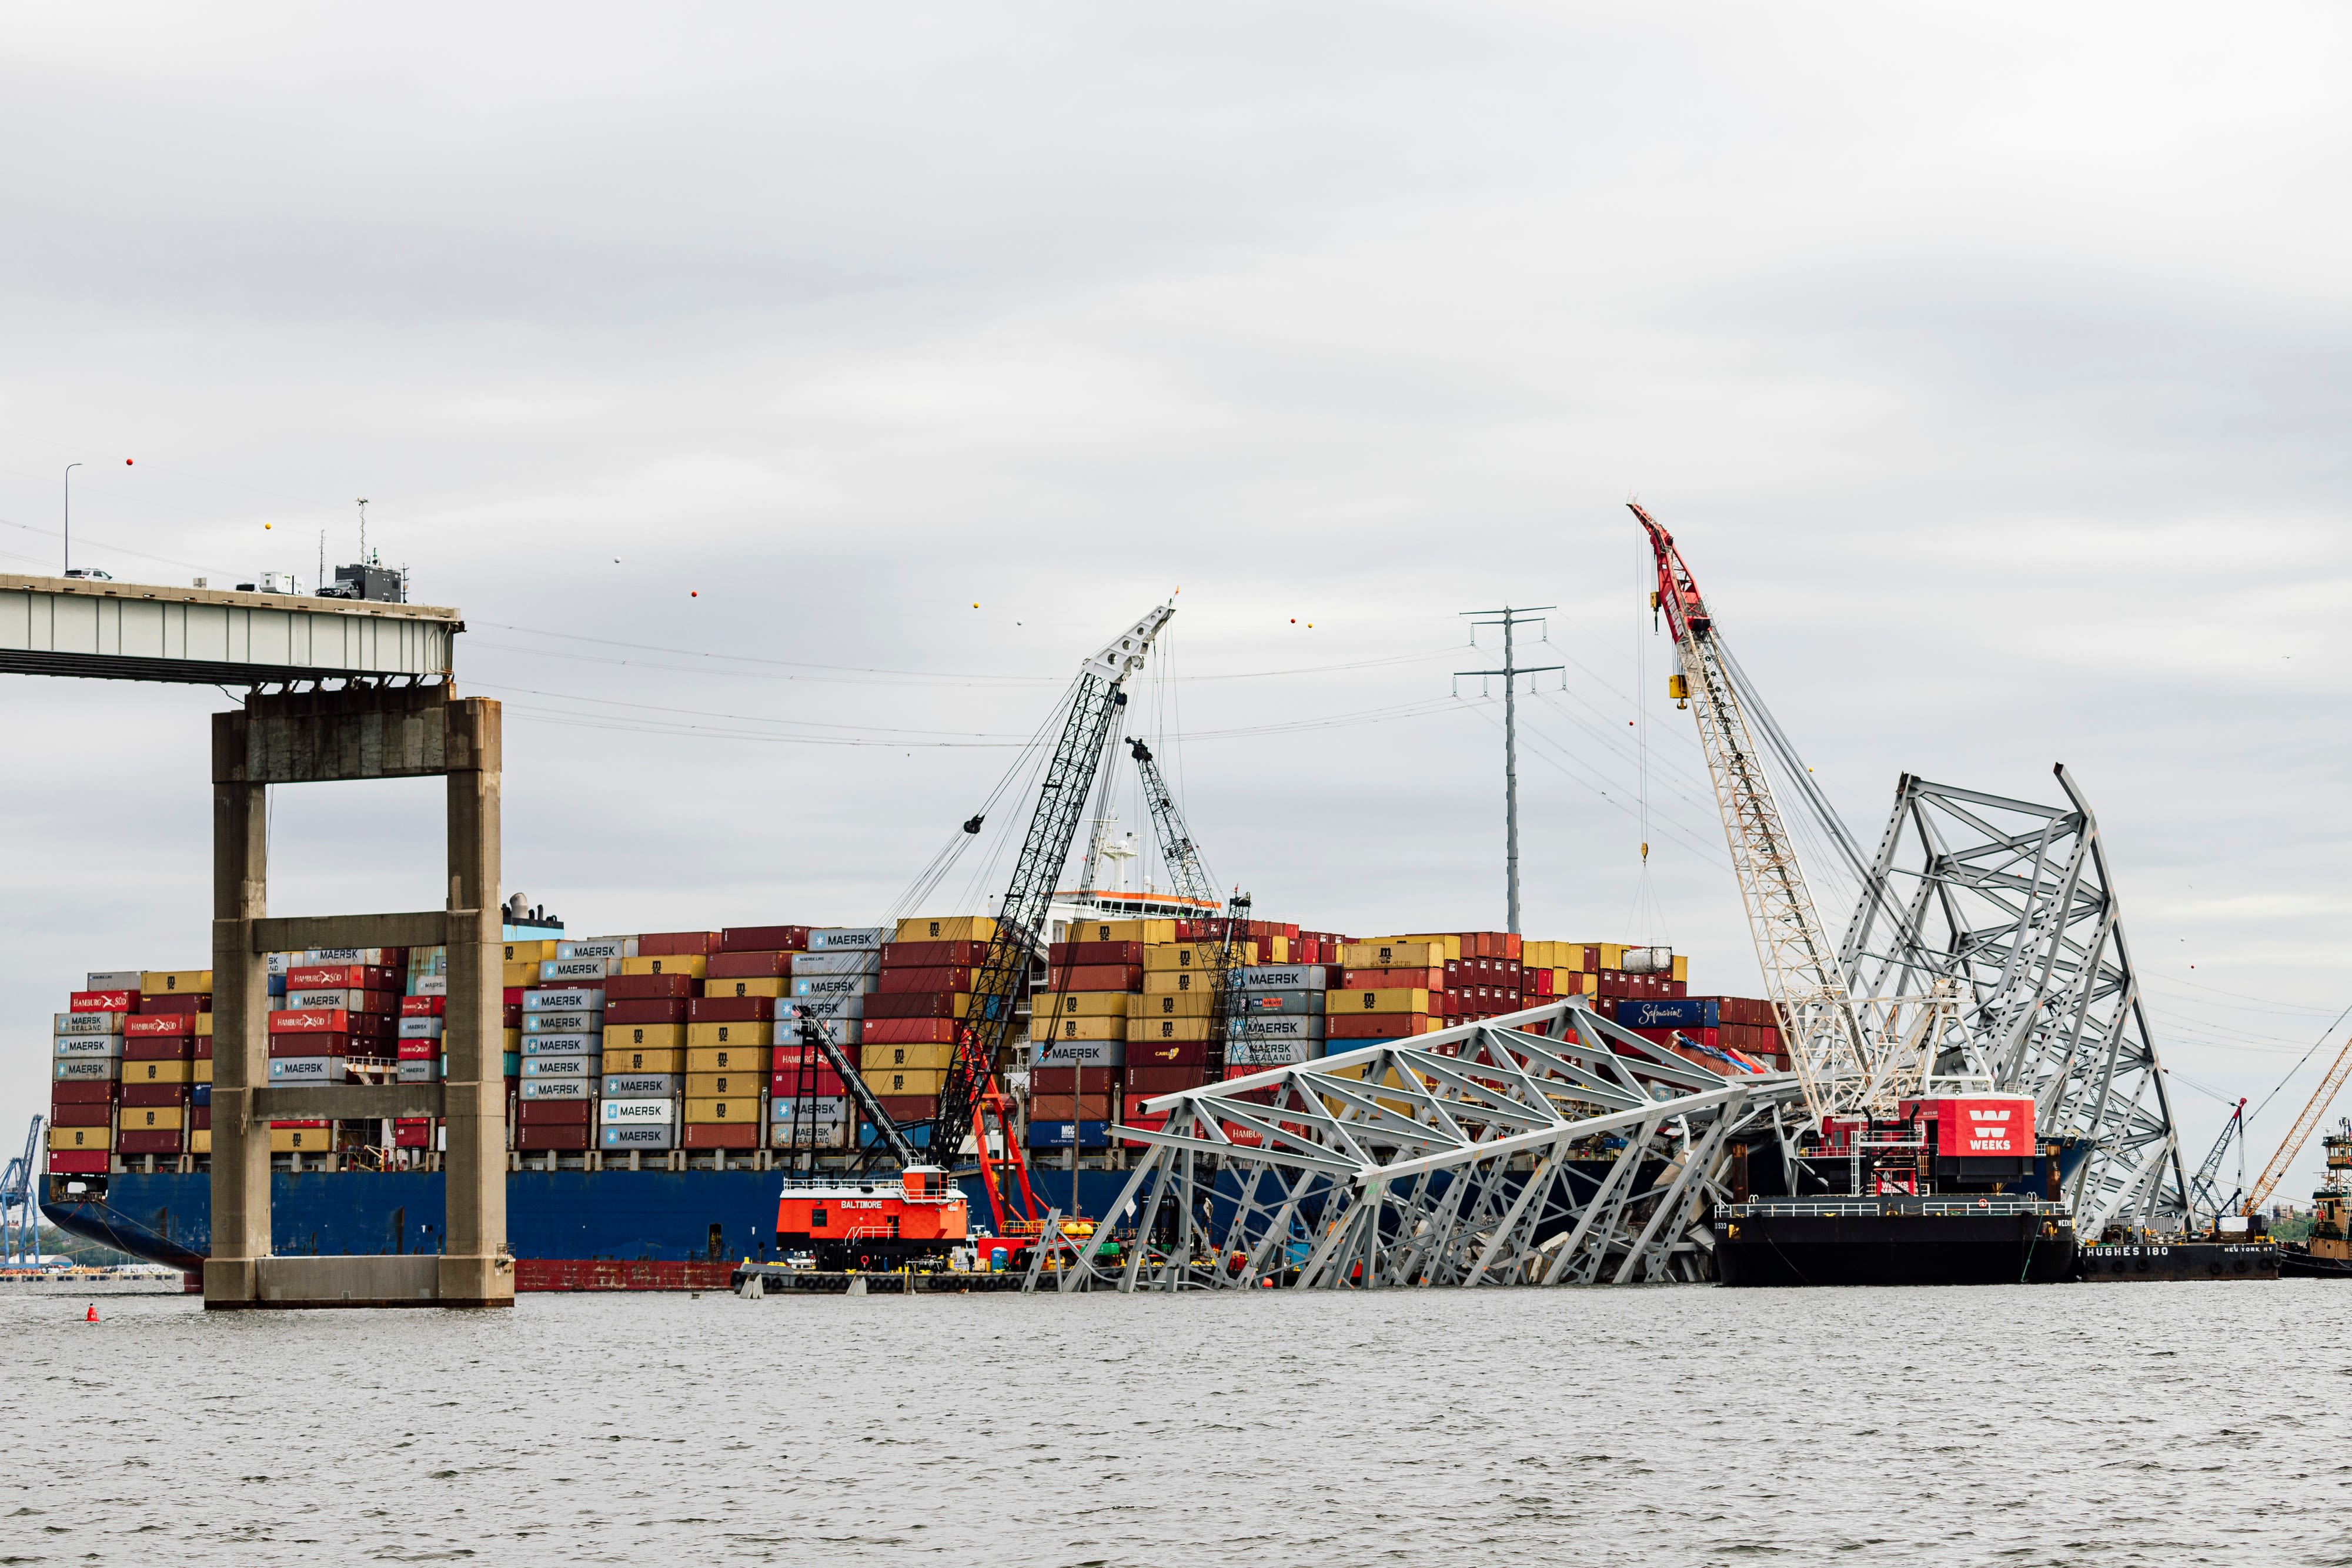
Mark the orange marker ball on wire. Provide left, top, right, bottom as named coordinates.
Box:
left=690, top=590, right=698, bottom=598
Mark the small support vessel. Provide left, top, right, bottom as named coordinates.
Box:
left=2280, top=1121, right=2352, bottom=1279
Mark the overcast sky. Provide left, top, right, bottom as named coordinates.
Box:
left=3, top=5, right=2347, bottom=1201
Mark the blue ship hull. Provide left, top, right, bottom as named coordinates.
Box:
left=45, top=1168, right=1146, bottom=1274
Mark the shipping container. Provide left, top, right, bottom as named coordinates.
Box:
left=809, top=926, right=890, bottom=951
left=684, top=1046, right=771, bottom=1075
left=520, top=1056, right=601, bottom=1079
left=557, top=937, right=639, bottom=962
left=604, top=1048, right=687, bottom=1075
left=619, top=954, right=707, bottom=979
left=858, top=1042, right=957, bottom=1073
left=1026, top=1120, right=1112, bottom=1149
left=600, top=1096, right=678, bottom=1124
left=719, top=925, right=809, bottom=954
left=599, top=1122, right=679, bottom=1151
left=603, top=1022, right=687, bottom=1049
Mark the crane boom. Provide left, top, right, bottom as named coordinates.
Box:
left=2189, top=1098, right=2246, bottom=1227
left=1127, top=737, right=1216, bottom=907
left=923, top=605, right=1176, bottom=1166
left=1632, top=503, right=1879, bottom=1121
left=2244, top=1035, right=2352, bottom=1216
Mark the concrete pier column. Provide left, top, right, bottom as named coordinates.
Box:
left=439, top=700, right=510, bottom=1305
left=203, top=761, right=270, bottom=1305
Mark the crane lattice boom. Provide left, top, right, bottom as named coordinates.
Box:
left=2244, top=1037, right=2352, bottom=1216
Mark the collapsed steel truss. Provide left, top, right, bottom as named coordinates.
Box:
left=1838, top=767, right=2189, bottom=1233
left=1041, top=1002, right=1809, bottom=1291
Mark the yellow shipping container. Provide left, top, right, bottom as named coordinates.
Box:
left=894, top=915, right=998, bottom=944
left=195, top=1011, right=213, bottom=1037
left=1066, top=918, right=1176, bottom=945
left=1265, top=935, right=1289, bottom=964
left=123, top=1059, right=192, bottom=1084
left=1035, top=991, right=1128, bottom=1017
left=1397, top=934, right=1465, bottom=961
left=1598, top=943, right=1626, bottom=971
left=1329, top=988, right=1431, bottom=1015
left=1130, top=1015, right=1214, bottom=1043
left=502, top=940, right=560, bottom=962
left=505, top=1029, right=523, bottom=1051
left=604, top=1047, right=686, bottom=1074
left=501, top=960, right=540, bottom=988
left=868, top=1069, right=947, bottom=1096
left=683, top=1096, right=764, bottom=1124
left=686, top=1045, right=771, bottom=1075
left=193, top=1057, right=214, bottom=1084
left=1130, top=990, right=1215, bottom=1017
left=1044, top=1015, right=1127, bottom=1041
left=1340, top=941, right=1448, bottom=970
left=620, top=954, right=707, bottom=979
left=1142, top=968, right=1220, bottom=995
left=271, top=1125, right=334, bottom=1153
left=703, top=976, right=788, bottom=1000
left=1142, top=942, right=1259, bottom=971
left=686, top=1020, right=774, bottom=1048
left=121, top=1105, right=185, bottom=1131
left=605, top=1023, right=687, bottom=1051
left=860, top=1042, right=956, bottom=1073
left=141, top=969, right=213, bottom=995
left=191, top=1129, right=212, bottom=1155
left=49, top=1124, right=111, bottom=1151
left=1671, top=954, right=1688, bottom=983
left=684, top=1072, right=764, bottom=1098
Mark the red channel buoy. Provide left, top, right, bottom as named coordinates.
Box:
left=85, top=1305, right=99, bottom=1323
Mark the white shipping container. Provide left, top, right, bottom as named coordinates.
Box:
left=1225, top=1038, right=1325, bottom=1066
left=54, top=1011, right=123, bottom=1037
left=54, top=1058, right=119, bottom=1081
left=520, top=1055, right=601, bottom=1078
left=767, top=1095, right=850, bottom=1122
left=791, top=974, right=878, bottom=998
left=807, top=927, right=890, bottom=952
left=396, top=1060, right=442, bottom=1083
left=398, top=1017, right=445, bottom=1040
left=557, top=937, right=638, bottom=961
left=85, top=969, right=143, bottom=990
left=783, top=994, right=865, bottom=1021
left=599, top=1096, right=677, bottom=1125
left=539, top=957, right=614, bottom=982
left=523, top=988, right=606, bottom=1012
left=266, top=952, right=294, bottom=977
left=602, top=1072, right=681, bottom=1096
left=267, top=1056, right=343, bottom=1084
left=520, top=1078, right=594, bottom=1100
left=791, top=951, right=881, bottom=977
left=306, top=948, right=389, bottom=964
left=1035, top=1039, right=1124, bottom=1068
left=287, top=988, right=375, bottom=1011
left=522, top=1011, right=602, bottom=1035
left=54, top=1035, right=125, bottom=1058
left=600, top=1122, right=676, bottom=1151
left=520, top=1033, right=602, bottom=1057
left=1237, top=964, right=1328, bottom=991
left=412, top=974, right=448, bottom=997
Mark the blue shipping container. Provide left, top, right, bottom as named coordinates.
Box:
left=1617, top=998, right=1719, bottom=1030
left=858, top=1122, right=933, bottom=1149
left=1027, top=1120, right=1111, bottom=1149
left=192, top=1084, right=211, bottom=1107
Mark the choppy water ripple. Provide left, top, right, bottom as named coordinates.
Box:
left=4, top=1282, right=2347, bottom=1565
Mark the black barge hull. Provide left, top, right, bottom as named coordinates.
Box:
left=1717, top=1208, right=2077, bottom=1286
left=2078, top=1240, right=2278, bottom=1281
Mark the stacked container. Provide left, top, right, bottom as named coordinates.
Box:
left=858, top=917, right=993, bottom=1152
left=49, top=973, right=135, bottom=1175
left=787, top=927, right=883, bottom=1153
left=1331, top=938, right=1445, bottom=1045
left=1032, top=925, right=1151, bottom=1154
left=517, top=964, right=605, bottom=1154
left=1623, top=995, right=1787, bottom=1072
left=638, top=931, right=753, bottom=1159
left=394, top=945, right=448, bottom=1159
left=1124, top=932, right=1257, bottom=1114
left=1226, top=959, right=1331, bottom=1071
left=711, top=925, right=846, bottom=1157
left=578, top=934, right=687, bottom=1161
left=118, top=968, right=211, bottom=1164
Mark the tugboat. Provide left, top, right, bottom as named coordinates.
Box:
left=1715, top=1091, right=2079, bottom=1286
left=2280, top=1121, right=2352, bottom=1279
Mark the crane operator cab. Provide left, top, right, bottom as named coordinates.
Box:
left=774, top=1165, right=969, bottom=1272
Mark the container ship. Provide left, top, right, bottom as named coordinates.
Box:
left=43, top=896, right=1789, bottom=1289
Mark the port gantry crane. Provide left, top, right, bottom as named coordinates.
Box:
left=837, top=606, right=1177, bottom=1243
left=1632, top=504, right=1953, bottom=1123
left=1, top=1115, right=44, bottom=1266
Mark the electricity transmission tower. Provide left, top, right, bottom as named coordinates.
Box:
left=1457, top=606, right=1561, bottom=935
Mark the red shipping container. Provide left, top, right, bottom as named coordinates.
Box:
left=126, top=1014, right=196, bottom=1037
left=1034, top=1094, right=1115, bottom=1122
left=48, top=1151, right=110, bottom=1174
left=605, top=972, right=698, bottom=1000
left=52, top=1080, right=113, bottom=1105
left=194, top=1037, right=213, bottom=1059
left=865, top=992, right=964, bottom=1020
left=1328, top=1013, right=1431, bottom=1038
left=397, top=1039, right=439, bottom=1061
left=503, top=987, right=524, bottom=1005
left=720, top=924, right=810, bottom=954
left=770, top=1043, right=838, bottom=1071
left=503, top=1005, right=523, bottom=1029
left=1127, top=1039, right=1209, bottom=1068
left=1125, top=1065, right=1208, bottom=1096
left=768, top=1068, right=847, bottom=1096
left=268, top=1034, right=356, bottom=1057
left=286, top=964, right=396, bottom=991
left=269, top=1007, right=351, bottom=1034
left=117, top=1129, right=186, bottom=1155
left=681, top=1124, right=759, bottom=1149
left=138, top=993, right=211, bottom=1016
left=1046, top=941, right=1142, bottom=968
left=638, top=930, right=719, bottom=957
left=863, top=1017, right=957, bottom=1046
left=48, top=1099, right=112, bottom=1126
left=71, top=989, right=138, bottom=1012
left=686, top=995, right=776, bottom=1023
left=876, top=1095, right=939, bottom=1122
left=517, top=1125, right=593, bottom=1151
left=123, top=1037, right=195, bottom=1061
left=605, top=998, right=690, bottom=1025
left=519, top=1099, right=593, bottom=1125
left=881, top=940, right=990, bottom=969
left=878, top=965, right=975, bottom=994
left=1040, top=964, right=1141, bottom=991
left=707, top=950, right=791, bottom=979
left=1342, top=967, right=1448, bottom=990
left=192, top=1106, right=211, bottom=1129
left=1033, top=1066, right=1118, bottom=1094
left=402, top=995, right=447, bottom=1017
left=393, top=1118, right=434, bottom=1148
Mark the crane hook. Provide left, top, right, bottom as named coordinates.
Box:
left=962, top=814, right=984, bottom=835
